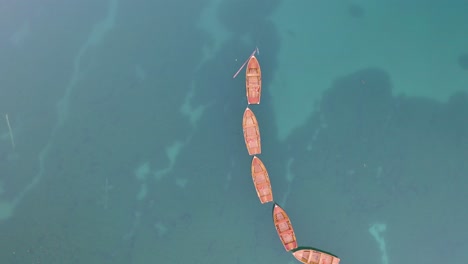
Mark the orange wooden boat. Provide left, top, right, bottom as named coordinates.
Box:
left=292, top=247, right=340, bottom=264
left=251, top=156, right=273, bottom=203
left=242, top=107, right=261, bottom=155
left=272, top=203, right=298, bottom=251
left=245, top=56, right=261, bottom=104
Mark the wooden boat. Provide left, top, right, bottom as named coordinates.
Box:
left=272, top=203, right=298, bottom=251
left=246, top=56, right=261, bottom=104
left=251, top=156, right=273, bottom=203
left=292, top=247, right=340, bottom=264
left=242, top=107, right=261, bottom=155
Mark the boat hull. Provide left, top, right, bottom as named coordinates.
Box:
left=292, top=247, right=340, bottom=264
left=251, top=156, right=273, bottom=203
left=242, top=107, right=261, bottom=155
left=272, top=203, right=298, bottom=251
left=246, top=56, right=261, bottom=104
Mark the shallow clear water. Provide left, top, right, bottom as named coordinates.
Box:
left=0, top=0, right=467, bottom=263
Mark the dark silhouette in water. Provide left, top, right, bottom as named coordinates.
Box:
left=347, top=3, right=365, bottom=18
left=457, top=53, right=468, bottom=70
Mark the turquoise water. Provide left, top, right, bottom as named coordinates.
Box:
left=0, top=0, right=467, bottom=263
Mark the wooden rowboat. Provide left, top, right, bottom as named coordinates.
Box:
left=292, top=247, right=340, bottom=264
left=242, top=107, right=261, bottom=155
left=246, top=56, right=261, bottom=104
left=272, top=203, right=298, bottom=251
left=251, top=156, right=273, bottom=203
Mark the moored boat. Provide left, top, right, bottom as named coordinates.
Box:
left=242, top=107, right=261, bottom=155
left=251, top=156, right=273, bottom=203
left=246, top=56, right=261, bottom=104
left=292, top=247, right=340, bottom=264
left=272, top=203, right=298, bottom=251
